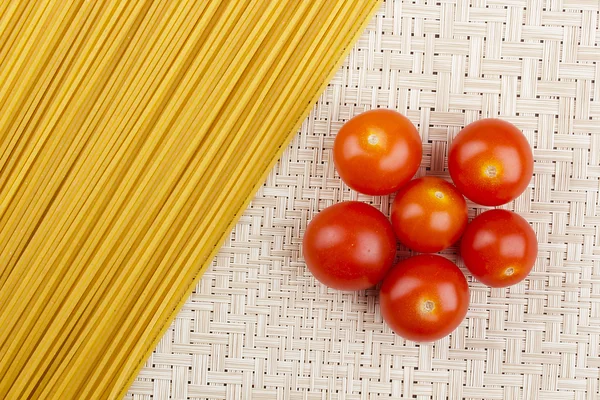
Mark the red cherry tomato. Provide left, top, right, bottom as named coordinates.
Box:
left=333, top=109, right=422, bottom=195
left=391, top=177, right=468, bottom=253
left=380, top=254, right=469, bottom=342
left=302, top=201, right=397, bottom=290
left=460, top=209, right=537, bottom=288
left=448, top=119, right=533, bottom=206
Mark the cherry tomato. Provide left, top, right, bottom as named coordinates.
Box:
left=333, top=109, right=422, bottom=195
left=460, top=209, right=537, bottom=288
left=302, top=201, right=397, bottom=290
left=448, top=119, right=533, bottom=206
left=380, top=254, right=469, bottom=342
left=391, top=177, right=468, bottom=253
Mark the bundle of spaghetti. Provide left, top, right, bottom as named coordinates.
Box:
left=0, top=0, right=380, bottom=398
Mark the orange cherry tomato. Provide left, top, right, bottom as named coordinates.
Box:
left=460, top=209, right=538, bottom=288
left=390, top=177, right=468, bottom=253
left=380, top=254, right=469, bottom=342
left=302, top=201, right=397, bottom=291
left=333, top=109, right=422, bottom=195
left=448, top=119, right=533, bottom=206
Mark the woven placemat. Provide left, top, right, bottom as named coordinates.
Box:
left=125, top=1, right=600, bottom=399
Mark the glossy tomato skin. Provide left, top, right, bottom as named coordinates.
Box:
left=380, top=254, right=469, bottom=342
left=460, top=209, right=537, bottom=288
left=448, top=119, right=533, bottom=206
left=391, top=177, right=468, bottom=253
left=302, top=201, right=397, bottom=291
left=333, top=109, right=422, bottom=195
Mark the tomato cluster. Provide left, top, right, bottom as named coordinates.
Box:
left=303, top=109, right=537, bottom=342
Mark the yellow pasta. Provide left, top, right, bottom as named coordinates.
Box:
left=0, top=0, right=380, bottom=398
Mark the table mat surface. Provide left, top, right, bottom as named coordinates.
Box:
left=127, top=1, right=600, bottom=399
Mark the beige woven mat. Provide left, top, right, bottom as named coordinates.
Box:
left=125, top=1, right=600, bottom=399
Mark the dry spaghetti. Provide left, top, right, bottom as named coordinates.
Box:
left=0, top=0, right=380, bottom=398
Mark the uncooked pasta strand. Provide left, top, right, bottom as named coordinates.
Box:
left=0, top=1, right=131, bottom=284
left=48, top=0, right=352, bottom=396
left=0, top=1, right=106, bottom=198
left=31, top=3, right=293, bottom=396
left=0, top=0, right=143, bottom=328
left=5, top=0, right=262, bottom=396
left=0, top=0, right=149, bottom=362
left=0, top=1, right=380, bottom=398
left=88, top=2, right=376, bottom=396
left=0, top=3, right=197, bottom=390
left=0, top=0, right=221, bottom=383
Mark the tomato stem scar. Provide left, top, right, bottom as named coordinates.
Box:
left=434, top=191, right=444, bottom=199
left=368, top=134, right=379, bottom=145
left=423, top=300, right=435, bottom=312
left=485, top=165, right=497, bottom=178
left=505, top=267, right=514, bottom=276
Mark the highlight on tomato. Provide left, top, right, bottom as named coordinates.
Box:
left=448, top=118, right=533, bottom=206
left=333, top=109, right=422, bottom=196
left=302, top=201, right=397, bottom=291
left=379, top=254, right=469, bottom=342
left=460, top=209, right=538, bottom=288
left=391, top=177, right=468, bottom=253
